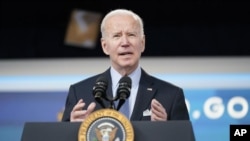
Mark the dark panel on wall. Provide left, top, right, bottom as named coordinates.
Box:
left=1, top=0, right=249, bottom=59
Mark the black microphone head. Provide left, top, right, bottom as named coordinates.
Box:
left=93, top=76, right=108, bottom=98
left=117, top=76, right=131, bottom=100
left=115, top=76, right=131, bottom=111
left=119, top=76, right=132, bottom=87
left=93, top=76, right=108, bottom=108
left=96, top=76, right=108, bottom=86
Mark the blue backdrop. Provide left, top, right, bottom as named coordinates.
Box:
left=0, top=74, right=249, bottom=141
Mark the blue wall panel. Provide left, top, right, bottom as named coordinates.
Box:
left=0, top=74, right=249, bottom=141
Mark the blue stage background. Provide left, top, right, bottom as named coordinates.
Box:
left=0, top=74, right=250, bottom=141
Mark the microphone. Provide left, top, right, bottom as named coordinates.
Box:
left=93, top=76, right=108, bottom=108
left=116, top=76, right=132, bottom=111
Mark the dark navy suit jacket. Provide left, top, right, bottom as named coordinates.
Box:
left=61, top=68, right=190, bottom=121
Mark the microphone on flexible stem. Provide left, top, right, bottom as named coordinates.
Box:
left=93, top=76, right=108, bottom=108
left=116, top=76, right=132, bottom=111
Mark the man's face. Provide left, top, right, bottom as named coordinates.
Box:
left=101, top=14, right=145, bottom=72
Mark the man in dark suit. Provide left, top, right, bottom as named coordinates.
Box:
left=61, top=9, right=189, bottom=122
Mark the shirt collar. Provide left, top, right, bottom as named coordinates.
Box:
left=110, top=65, right=141, bottom=88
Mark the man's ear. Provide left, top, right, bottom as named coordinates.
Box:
left=101, top=38, right=109, bottom=55
left=140, top=35, right=146, bottom=53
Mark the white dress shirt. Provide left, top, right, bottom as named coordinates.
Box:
left=110, top=65, right=141, bottom=118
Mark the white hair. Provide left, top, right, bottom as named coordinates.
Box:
left=100, top=9, right=144, bottom=38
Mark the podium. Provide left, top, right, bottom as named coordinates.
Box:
left=21, top=120, right=195, bottom=141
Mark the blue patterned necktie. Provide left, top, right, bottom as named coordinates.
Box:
left=119, top=98, right=130, bottom=119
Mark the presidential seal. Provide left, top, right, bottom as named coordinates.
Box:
left=78, top=109, right=134, bottom=141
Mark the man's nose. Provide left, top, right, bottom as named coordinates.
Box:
left=120, top=35, right=129, bottom=45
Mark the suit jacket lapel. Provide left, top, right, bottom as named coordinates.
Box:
left=130, top=69, right=156, bottom=120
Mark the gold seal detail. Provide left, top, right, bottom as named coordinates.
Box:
left=78, top=109, right=134, bottom=141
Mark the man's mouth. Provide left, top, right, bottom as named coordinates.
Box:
left=119, top=52, right=133, bottom=55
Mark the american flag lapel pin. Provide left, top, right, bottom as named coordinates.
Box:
left=147, top=88, right=153, bottom=91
